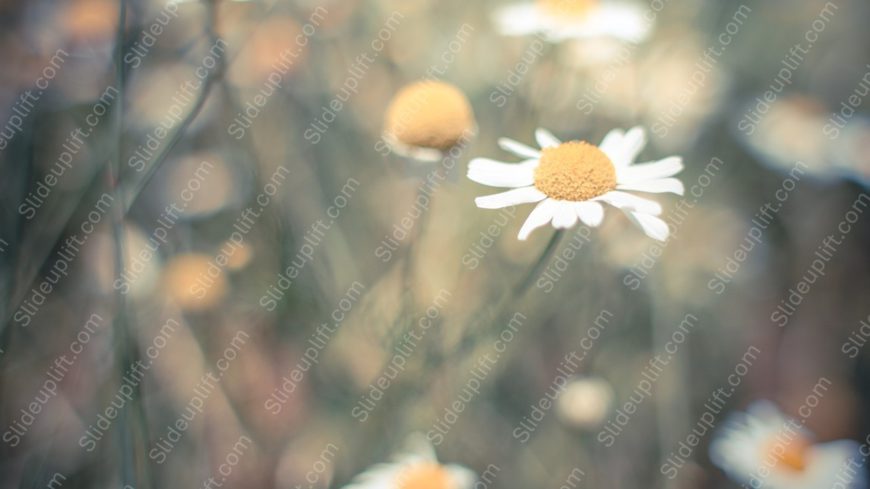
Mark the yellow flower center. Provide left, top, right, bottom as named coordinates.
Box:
left=384, top=81, right=475, bottom=151
left=537, top=0, right=598, bottom=18
left=763, top=434, right=810, bottom=473
left=533, top=141, right=616, bottom=201
left=397, top=463, right=453, bottom=489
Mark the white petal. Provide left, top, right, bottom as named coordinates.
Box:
left=551, top=201, right=579, bottom=229
left=539, top=4, right=652, bottom=42
left=575, top=201, right=604, bottom=227
left=475, top=186, right=546, bottom=209
left=467, top=158, right=537, bottom=188
left=596, top=190, right=662, bottom=215
left=446, top=465, right=478, bottom=489
left=401, top=433, right=438, bottom=461
left=598, top=128, right=624, bottom=156
left=383, top=133, right=444, bottom=162
left=518, top=199, right=557, bottom=240
left=617, top=156, right=684, bottom=184
left=617, top=177, right=685, bottom=195
left=616, top=126, right=646, bottom=166
left=505, top=3, right=651, bottom=43
left=498, top=138, right=541, bottom=159
left=809, top=440, right=866, bottom=489
left=589, top=4, right=653, bottom=42
left=626, top=211, right=669, bottom=241
left=599, top=127, right=643, bottom=167
left=535, top=128, right=561, bottom=148
left=493, top=4, right=545, bottom=36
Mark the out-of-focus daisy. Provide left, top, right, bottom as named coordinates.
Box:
left=161, top=153, right=241, bottom=219
left=162, top=253, right=228, bottom=312
left=734, top=93, right=870, bottom=181
left=227, top=16, right=307, bottom=86
left=383, top=81, right=476, bottom=162
left=710, top=401, right=866, bottom=489
left=494, top=0, right=651, bottom=43
left=59, top=0, right=118, bottom=46
left=468, top=126, right=683, bottom=241
left=556, top=376, right=614, bottom=428
left=342, top=436, right=476, bottom=489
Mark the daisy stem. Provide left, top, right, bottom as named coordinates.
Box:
left=401, top=181, right=432, bottom=310
left=649, top=283, right=688, bottom=489
left=512, top=229, right=565, bottom=297
left=450, top=228, right=566, bottom=359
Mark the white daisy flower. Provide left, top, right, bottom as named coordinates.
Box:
left=342, top=436, right=476, bottom=489
left=494, top=0, right=651, bottom=43
left=710, top=401, right=866, bottom=489
left=468, top=126, right=684, bottom=241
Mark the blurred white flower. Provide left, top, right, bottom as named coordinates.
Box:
left=468, top=126, right=684, bottom=241
left=494, top=0, right=651, bottom=43
left=735, top=94, right=870, bottom=181
left=556, top=376, right=614, bottom=428
left=710, top=401, right=866, bottom=489
left=342, top=435, right=476, bottom=489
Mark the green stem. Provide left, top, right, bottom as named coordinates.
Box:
left=446, top=228, right=567, bottom=367
left=121, top=2, right=223, bottom=214
left=108, top=1, right=146, bottom=487
left=513, top=228, right=564, bottom=297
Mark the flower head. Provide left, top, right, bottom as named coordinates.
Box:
left=163, top=253, right=228, bottom=312
left=710, top=401, right=866, bottom=489
left=468, top=126, right=684, bottom=241
left=227, top=16, right=307, bottom=86
left=383, top=81, right=476, bottom=162
left=556, top=376, right=614, bottom=428
left=61, top=0, right=118, bottom=44
left=342, top=435, right=476, bottom=489
left=494, top=0, right=651, bottom=43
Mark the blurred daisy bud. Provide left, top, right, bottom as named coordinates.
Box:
left=160, top=153, right=240, bottom=220
left=162, top=253, right=228, bottom=312
left=383, top=81, right=476, bottom=162
left=224, top=242, right=253, bottom=271
left=227, top=16, right=307, bottom=86
left=60, top=0, right=118, bottom=46
left=556, top=376, right=614, bottom=428
left=710, top=401, right=866, bottom=489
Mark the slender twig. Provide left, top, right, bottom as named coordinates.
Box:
left=120, top=81, right=219, bottom=213
left=108, top=2, right=150, bottom=487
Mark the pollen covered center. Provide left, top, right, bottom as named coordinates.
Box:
left=538, top=0, right=598, bottom=18
left=533, top=141, right=616, bottom=201
left=763, top=435, right=811, bottom=473
left=397, top=463, right=453, bottom=489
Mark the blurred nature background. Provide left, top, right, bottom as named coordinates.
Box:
left=0, top=0, right=869, bottom=488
